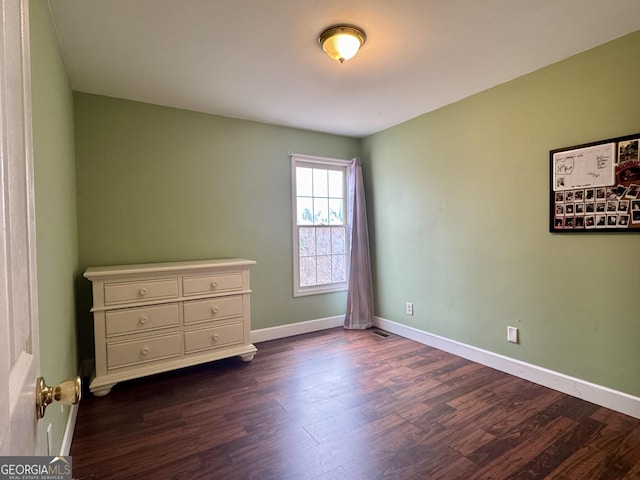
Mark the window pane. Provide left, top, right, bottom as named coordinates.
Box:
left=293, top=157, right=349, bottom=296
left=317, top=255, right=331, bottom=284
left=314, top=198, right=329, bottom=225
left=299, top=227, right=316, bottom=256
left=296, top=167, right=313, bottom=196
left=313, top=169, right=328, bottom=197
left=331, top=227, right=345, bottom=254
left=316, top=228, right=330, bottom=255
left=332, top=255, right=346, bottom=282
left=297, top=197, right=313, bottom=225
left=329, top=198, right=344, bottom=225
left=300, top=256, right=316, bottom=286
left=328, top=170, right=343, bottom=198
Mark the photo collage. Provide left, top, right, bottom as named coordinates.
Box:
left=552, top=136, right=640, bottom=231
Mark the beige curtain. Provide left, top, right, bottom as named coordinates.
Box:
left=344, top=158, right=374, bottom=329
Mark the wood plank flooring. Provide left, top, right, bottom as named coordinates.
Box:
left=70, top=328, right=640, bottom=479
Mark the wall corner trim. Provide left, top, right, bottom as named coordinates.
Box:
left=375, top=316, right=640, bottom=419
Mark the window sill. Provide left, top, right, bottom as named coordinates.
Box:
left=293, top=283, right=347, bottom=297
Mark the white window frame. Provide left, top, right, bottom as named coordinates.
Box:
left=291, top=154, right=351, bottom=297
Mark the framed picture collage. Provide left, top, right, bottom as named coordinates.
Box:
left=550, top=133, right=640, bottom=232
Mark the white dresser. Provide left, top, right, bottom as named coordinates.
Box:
left=84, top=259, right=257, bottom=396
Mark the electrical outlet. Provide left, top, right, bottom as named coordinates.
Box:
left=405, top=302, right=414, bottom=316
left=507, top=326, right=519, bottom=344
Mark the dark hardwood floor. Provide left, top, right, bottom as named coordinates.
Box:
left=70, top=328, right=640, bottom=479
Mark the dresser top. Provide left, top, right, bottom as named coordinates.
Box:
left=84, top=258, right=256, bottom=280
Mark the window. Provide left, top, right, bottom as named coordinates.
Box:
left=291, top=154, right=350, bottom=296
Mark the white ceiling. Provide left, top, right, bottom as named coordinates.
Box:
left=48, top=0, right=640, bottom=138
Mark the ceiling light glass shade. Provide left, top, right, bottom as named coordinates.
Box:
left=319, top=25, right=366, bottom=63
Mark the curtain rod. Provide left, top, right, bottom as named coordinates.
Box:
left=289, top=152, right=358, bottom=164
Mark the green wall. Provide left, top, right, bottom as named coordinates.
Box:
left=30, top=0, right=79, bottom=455
left=361, top=30, right=640, bottom=396
left=74, top=94, right=359, bottom=360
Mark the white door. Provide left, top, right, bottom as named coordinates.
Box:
left=0, top=0, right=43, bottom=455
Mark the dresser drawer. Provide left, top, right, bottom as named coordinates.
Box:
left=182, top=273, right=242, bottom=296
left=104, top=278, right=179, bottom=305
left=105, top=303, right=179, bottom=337
left=183, top=295, right=243, bottom=325
left=184, top=322, right=244, bottom=353
left=107, top=333, right=181, bottom=369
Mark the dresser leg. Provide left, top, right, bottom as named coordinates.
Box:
left=91, top=383, right=115, bottom=397
left=239, top=353, right=254, bottom=362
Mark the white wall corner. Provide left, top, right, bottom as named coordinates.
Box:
left=251, top=315, right=345, bottom=343
left=374, top=316, right=640, bottom=420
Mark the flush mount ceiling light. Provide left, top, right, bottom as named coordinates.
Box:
left=319, top=25, right=366, bottom=63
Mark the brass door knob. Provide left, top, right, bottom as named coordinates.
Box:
left=36, top=376, right=81, bottom=419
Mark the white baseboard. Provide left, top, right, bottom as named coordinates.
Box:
left=375, top=316, right=640, bottom=419
left=251, top=315, right=344, bottom=343
left=60, top=402, right=79, bottom=456
left=60, top=364, right=89, bottom=456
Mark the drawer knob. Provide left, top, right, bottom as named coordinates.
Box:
left=141, top=347, right=150, bottom=355
left=211, top=306, right=220, bottom=314
left=211, top=281, right=218, bottom=289
left=138, top=288, right=148, bottom=296
left=139, top=316, right=148, bottom=324
left=213, top=333, right=220, bottom=342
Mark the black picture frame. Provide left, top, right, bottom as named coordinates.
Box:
left=550, top=132, right=640, bottom=233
